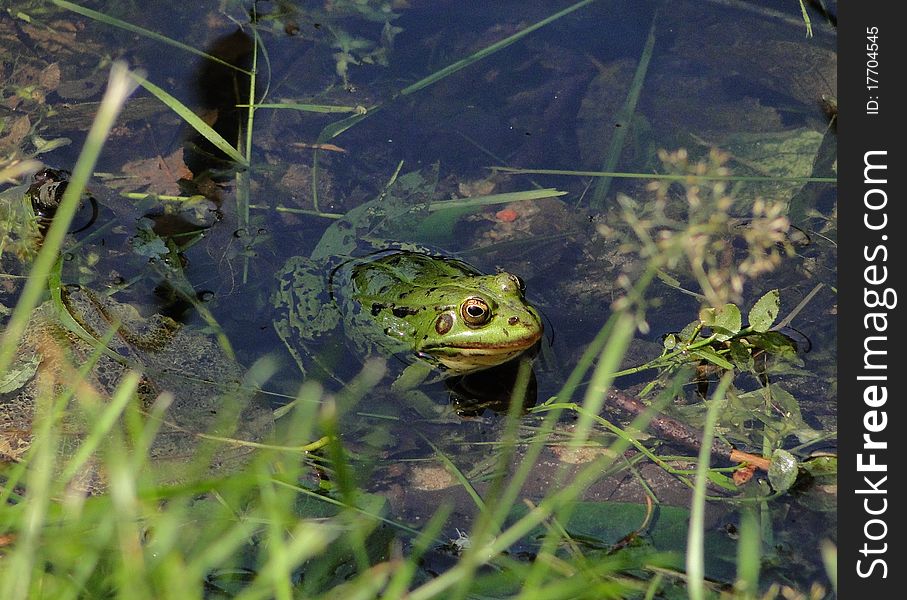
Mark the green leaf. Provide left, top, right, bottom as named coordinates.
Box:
left=506, top=501, right=738, bottom=583
left=0, top=353, right=39, bottom=393
left=728, top=339, right=755, bottom=372
left=768, top=449, right=799, bottom=492
left=31, top=136, right=72, bottom=154
left=678, top=320, right=701, bottom=343
left=706, top=469, right=740, bottom=492
left=691, top=348, right=734, bottom=370
left=802, top=455, right=837, bottom=477
left=749, top=289, right=780, bottom=332
left=767, top=383, right=802, bottom=423
left=712, top=304, right=742, bottom=340
left=699, top=304, right=741, bottom=341
left=748, top=331, right=798, bottom=355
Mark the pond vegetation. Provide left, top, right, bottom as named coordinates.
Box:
left=1, top=1, right=837, bottom=598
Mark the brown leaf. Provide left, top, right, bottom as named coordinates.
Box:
left=0, top=115, right=31, bottom=155
left=291, top=142, right=348, bottom=153
left=109, top=148, right=192, bottom=196
left=732, top=463, right=757, bottom=486
left=39, top=63, right=62, bottom=92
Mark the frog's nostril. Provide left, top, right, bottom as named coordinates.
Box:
left=508, top=316, right=519, bottom=326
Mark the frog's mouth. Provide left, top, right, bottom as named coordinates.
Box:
left=421, top=330, right=542, bottom=373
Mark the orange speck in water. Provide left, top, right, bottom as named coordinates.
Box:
left=495, top=208, right=519, bottom=222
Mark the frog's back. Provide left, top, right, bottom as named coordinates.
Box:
left=337, top=247, right=481, bottom=299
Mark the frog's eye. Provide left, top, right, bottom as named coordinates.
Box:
left=461, top=297, right=491, bottom=326
left=510, top=275, right=525, bottom=294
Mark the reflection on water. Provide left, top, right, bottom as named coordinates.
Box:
left=184, top=26, right=253, bottom=177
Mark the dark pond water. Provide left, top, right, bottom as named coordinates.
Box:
left=1, top=0, right=837, bottom=594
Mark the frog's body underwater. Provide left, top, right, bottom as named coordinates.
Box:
left=273, top=244, right=543, bottom=385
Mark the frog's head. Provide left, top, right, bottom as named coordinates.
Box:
left=414, top=272, right=543, bottom=374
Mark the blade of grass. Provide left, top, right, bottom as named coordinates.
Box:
left=687, top=372, right=733, bottom=600
left=130, top=73, right=247, bottom=166
left=4, top=388, right=58, bottom=600
left=590, top=11, right=657, bottom=209
left=3, top=312, right=123, bottom=597
left=51, top=0, right=252, bottom=74
left=490, top=166, right=836, bottom=183
left=0, top=61, right=138, bottom=376
left=310, top=0, right=599, bottom=209
left=444, top=317, right=645, bottom=600
left=703, top=0, right=831, bottom=34
left=383, top=503, right=454, bottom=597
left=735, top=504, right=761, bottom=598
left=407, top=425, right=642, bottom=600
left=398, top=0, right=598, bottom=97
left=310, top=0, right=592, bottom=213
left=59, top=372, right=141, bottom=485
left=820, top=539, right=837, bottom=595
left=570, top=263, right=660, bottom=448
left=419, top=433, right=486, bottom=512
left=426, top=188, right=567, bottom=210
left=245, top=102, right=367, bottom=114
left=452, top=357, right=533, bottom=567
left=271, top=479, right=425, bottom=539
left=237, top=24, right=265, bottom=284
left=0, top=159, right=41, bottom=183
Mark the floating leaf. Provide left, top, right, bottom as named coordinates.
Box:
left=768, top=448, right=799, bottom=492
left=506, top=501, right=738, bottom=583
left=749, top=289, right=780, bottom=332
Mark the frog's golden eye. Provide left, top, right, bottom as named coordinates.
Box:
left=461, top=297, right=491, bottom=326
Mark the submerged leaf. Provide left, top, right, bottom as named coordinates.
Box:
left=0, top=353, right=40, bottom=394
left=108, top=148, right=192, bottom=196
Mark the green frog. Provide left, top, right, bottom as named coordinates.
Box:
left=274, top=247, right=543, bottom=383
left=271, top=171, right=543, bottom=391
